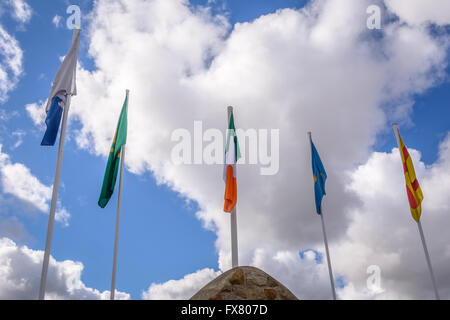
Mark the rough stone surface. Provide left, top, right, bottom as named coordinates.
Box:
left=190, top=266, right=298, bottom=300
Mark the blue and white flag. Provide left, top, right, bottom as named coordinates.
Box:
left=41, top=29, right=80, bottom=146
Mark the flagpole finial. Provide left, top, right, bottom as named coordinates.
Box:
left=392, top=124, right=400, bottom=139
left=227, top=106, right=233, bottom=123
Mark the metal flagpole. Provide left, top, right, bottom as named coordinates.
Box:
left=392, top=124, right=440, bottom=300
left=227, top=106, right=239, bottom=268
left=417, top=221, right=440, bottom=300
left=39, top=27, right=80, bottom=300
left=110, top=89, right=129, bottom=300
left=308, top=132, right=336, bottom=300
left=231, top=207, right=238, bottom=268
left=319, top=206, right=337, bottom=300
left=38, top=94, right=72, bottom=300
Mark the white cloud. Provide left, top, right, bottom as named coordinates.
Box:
left=142, top=268, right=221, bottom=300
left=52, top=15, right=62, bottom=28
left=385, top=0, right=450, bottom=26
left=0, top=144, right=71, bottom=226
left=332, top=136, right=450, bottom=299
left=143, top=249, right=336, bottom=300
left=11, top=130, right=25, bottom=149
left=0, top=154, right=51, bottom=213
left=250, top=249, right=335, bottom=300
left=0, top=237, right=130, bottom=299
left=0, top=25, right=23, bottom=102
left=25, top=101, right=46, bottom=128
left=6, top=0, right=32, bottom=24
left=26, top=0, right=449, bottom=299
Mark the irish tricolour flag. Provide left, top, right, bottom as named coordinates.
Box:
left=223, top=110, right=241, bottom=213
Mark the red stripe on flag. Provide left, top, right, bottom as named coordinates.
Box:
left=402, top=146, right=410, bottom=161
left=406, top=185, right=418, bottom=209
left=411, top=179, right=420, bottom=191
left=402, top=146, right=410, bottom=173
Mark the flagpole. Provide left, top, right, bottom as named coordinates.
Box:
left=231, top=207, right=238, bottom=268
left=319, top=206, right=337, bottom=300
left=228, top=106, right=239, bottom=268
left=392, top=124, right=440, bottom=300
left=38, top=93, right=72, bottom=300
left=110, top=89, right=129, bottom=300
left=417, top=221, right=440, bottom=300
left=308, top=132, right=336, bottom=300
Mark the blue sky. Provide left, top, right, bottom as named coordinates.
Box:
left=0, top=0, right=450, bottom=300
left=0, top=0, right=317, bottom=300
left=1, top=0, right=217, bottom=299
left=1, top=0, right=321, bottom=300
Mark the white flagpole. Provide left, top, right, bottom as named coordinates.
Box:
left=39, top=26, right=79, bottom=300
left=417, top=221, right=440, bottom=300
left=319, top=206, right=337, bottom=300
left=392, top=124, right=440, bottom=300
left=231, top=207, right=238, bottom=268
left=38, top=93, right=72, bottom=300
left=38, top=27, right=80, bottom=300
left=308, top=132, right=336, bottom=300
left=110, top=89, right=129, bottom=300
left=227, top=106, right=239, bottom=268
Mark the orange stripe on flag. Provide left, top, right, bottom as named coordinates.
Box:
left=224, top=165, right=237, bottom=213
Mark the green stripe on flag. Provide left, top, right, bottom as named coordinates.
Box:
left=225, top=112, right=241, bottom=160
left=98, top=95, right=128, bottom=208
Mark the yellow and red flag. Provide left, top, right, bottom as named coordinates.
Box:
left=398, top=132, right=424, bottom=222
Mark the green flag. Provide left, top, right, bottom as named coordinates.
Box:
left=98, top=95, right=128, bottom=208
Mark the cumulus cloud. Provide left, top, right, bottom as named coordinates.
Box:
left=26, top=0, right=450, bottom=299
left=250, top=249, right=335, bottom=300
left=0, top=237, right=130, bottom=299
left=143, top=268, right=221, bottom=300
left=332, top=135, right=450, bottom=299
left=0, top=25, right=23, bottom=102
left=25, top=101, right=46, bottom=128
left=6, top=0, right=32, bottom=24
left=385, top=0, right=450, bottom=26
left=143, top=249, right=337, bottom=300
left=0, top=145, right=71, bottom=226
left=0, top=1, right=29, bottom=103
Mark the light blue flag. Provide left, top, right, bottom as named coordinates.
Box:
left=41, top=29, right=80, bottom=146
left=311, top=139, right=327, bottom=215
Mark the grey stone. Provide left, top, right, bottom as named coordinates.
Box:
left=190, top=266, right=298, bottom=300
